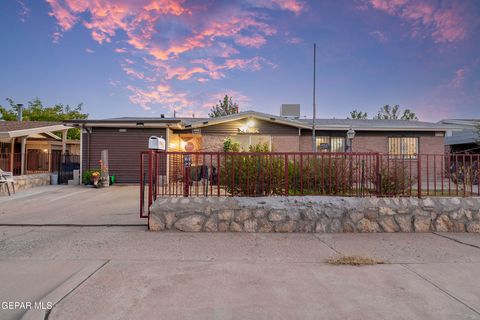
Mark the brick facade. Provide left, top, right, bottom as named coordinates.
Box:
left=272, top=136, right=300, bottom=152
left=180, top=132, right=445, bottom=155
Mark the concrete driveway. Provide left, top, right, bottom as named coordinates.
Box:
left=0, top=185, right=144, bottom=225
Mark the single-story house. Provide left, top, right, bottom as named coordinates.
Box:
left=68, top=110, right=456, bottom=183
left=0, top=121, right=79, bottom=175
left=439, top=119, right=479, bottom=153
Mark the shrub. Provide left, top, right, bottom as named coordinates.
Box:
left=287, top=156, right=355, bottom=195
left=220, top=146, right=357, bottom=196
left=82, top=169, right=100, bottom=185
left=372, top=160, right=416, bottom=196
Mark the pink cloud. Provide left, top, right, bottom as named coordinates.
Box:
left=85, top=48, right=94, bottom=53
left=46, top=0, right=301, bottom=112
left=46, top=0, right=77, bottom=31
left=411, top=65, right=478, bottom=121
left=127, top=84, right=192, bottom=111
left=201, top=90, right=251, bottom=111
left=234, top=34, right=267, bottom=48
left=366, top=0, right=467, bottom=43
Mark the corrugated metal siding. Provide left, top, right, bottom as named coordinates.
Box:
left=82, top=128, right=166, bottom=183
left=184, top=119, right=298, bottom=135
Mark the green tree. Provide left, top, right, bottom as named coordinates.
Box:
left=348, top=110, right=368, bottom=119
left=0, top=98, right=88, bottom=139
left=374, top=104, right=418, bottom=120
left=209, top=95, right=239, bottom=118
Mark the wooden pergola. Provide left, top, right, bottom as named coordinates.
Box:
left=0, top=121, right=71, bottom=175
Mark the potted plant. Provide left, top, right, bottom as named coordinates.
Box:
left=91, top=171, right=100, bottom=188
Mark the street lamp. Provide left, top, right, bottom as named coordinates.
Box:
left=346, top=127, right=356, bottom=152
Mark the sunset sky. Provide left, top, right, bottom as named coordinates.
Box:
left=0, top=0, right=479, bottom=120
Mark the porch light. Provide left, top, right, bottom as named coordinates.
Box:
left=346, top=127, right=355, bottom=152
left=346, top=127, right=356, bottom=140
left=247, top=120, right=255, bottom=128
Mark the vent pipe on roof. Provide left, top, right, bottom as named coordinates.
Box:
left=17, top=104, right=23, bottom=121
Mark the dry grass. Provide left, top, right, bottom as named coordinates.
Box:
left=326, top=255, right=385, bottom=266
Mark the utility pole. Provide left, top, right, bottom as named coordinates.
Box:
left=312, top=43, right=317, bottom=152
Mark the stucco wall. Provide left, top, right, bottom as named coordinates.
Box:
left=149, top=196, right=480, bottom=233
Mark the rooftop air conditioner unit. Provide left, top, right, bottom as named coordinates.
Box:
left=280, top=104, right=300, bottom=119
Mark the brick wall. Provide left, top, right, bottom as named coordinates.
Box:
left=272, top=136, right=300, bottom=152
left=419, top=136, right=444, bottom=154
left=299, top=135, right=313, bottom=152
left=197, top=133, right=445, bottom=155
left=201, top=135, right=228, bottom=152
left=352, top=135, right=388, bottom=153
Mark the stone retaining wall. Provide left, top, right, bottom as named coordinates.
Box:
left=14, top=173, right=51, bottom=192
left=149, top=196, right=480, bottom=233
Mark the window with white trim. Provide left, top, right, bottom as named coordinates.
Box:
left=232, top=135, right=272, bottom=151
left=388, top=137, right=418, bottom=158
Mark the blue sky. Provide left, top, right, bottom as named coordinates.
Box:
left=0, top=0, right=479, bottom=121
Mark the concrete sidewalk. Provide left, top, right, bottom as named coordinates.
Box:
left=1, top=227, right=480, bottom=319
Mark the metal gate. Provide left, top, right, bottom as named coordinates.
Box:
left=55, top=154, right=80, bottom=184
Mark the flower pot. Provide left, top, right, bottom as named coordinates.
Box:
left=101, top=177, right=110, bottom=188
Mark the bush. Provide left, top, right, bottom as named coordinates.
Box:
left=221, top=143, right=285, bottom=196
left=373, top=160, right=416, bottom=196
left=82, top=169, right=100, bottom=185
left=220, top=145, right=356, bottom=196
left=287, top=156, right=355, bottom=195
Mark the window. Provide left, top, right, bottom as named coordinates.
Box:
left=316, top=136, right=345, bottom=152
left=232, top=135, right=271, bottom=151
left=388, top=137, right=418, bottom=158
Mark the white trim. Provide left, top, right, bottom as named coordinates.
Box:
left=0, top=124, right=72, bottom=138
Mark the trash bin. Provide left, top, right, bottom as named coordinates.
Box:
left=51, top=173, right=58, bottom=185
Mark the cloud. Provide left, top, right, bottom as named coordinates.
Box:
left=250, top=0, right=306, bottom=15
left=365, top=0, right=467, bottom=43
left=413, top=65, right=479, bottom=121
left=46, top=0, right=304, bottom=113
left=201, top=90, right=251, bottom=111
left=286, top=36, right=303, bottom=44
left=16, top=0, right=30, bottom=22
left=449, top=68, right=466, bottom=88
left=369, top=30, right=387, bottom=43
left=127, top=83, right=192, bottom=112
left=85, top=48, right=94, bottom=53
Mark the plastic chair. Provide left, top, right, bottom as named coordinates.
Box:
left=0, top=169, right=15, bottom=196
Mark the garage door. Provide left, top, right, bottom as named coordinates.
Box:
left=83, top=128, right=166, bottom=183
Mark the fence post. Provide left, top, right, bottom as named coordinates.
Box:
left=417, top=154, right=422, bottom=199
left=284, top=154, right=289, bottom=196
left=139, top=152, right=145, bottom=218
left=375, top=153, right=381, bottom=196
left=148, top=150, right=153, bottom=212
